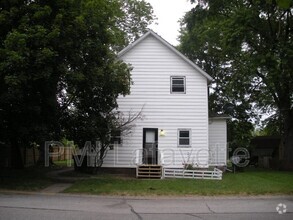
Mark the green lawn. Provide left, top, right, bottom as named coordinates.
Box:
left=65, top=169, right=293, bottom=196
left=0, top=167, right=54, bottom=191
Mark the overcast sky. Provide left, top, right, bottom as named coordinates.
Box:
left=144, top=0, right=194, bottom=46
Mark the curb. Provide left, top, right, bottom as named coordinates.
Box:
left=1, top=189, right=293, bottom=201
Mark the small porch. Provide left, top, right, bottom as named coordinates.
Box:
left=134, top=147, right=223, bottom=180
left=136, top=164, right=162, bottom=179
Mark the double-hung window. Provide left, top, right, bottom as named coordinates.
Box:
left=171, top=76, right=185, bottom=93
left=178, top=129, right=191, bottom=147
left=109, top=130, right=121, bottom=150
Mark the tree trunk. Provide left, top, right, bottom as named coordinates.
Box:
left=281, top=109, right=293, bottom=170
left=33, top=146, right=36, bottom=165
left=10, top=139, right=24, bottom=169
left=37, top=141, right=45, bottom=166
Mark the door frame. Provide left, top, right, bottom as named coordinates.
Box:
left=142, top=128, right=158, bottom=164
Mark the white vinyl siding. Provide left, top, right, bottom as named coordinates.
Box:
left=102, top=34, right=209, bottom=168
left=208, top=119, right=227, bottom=166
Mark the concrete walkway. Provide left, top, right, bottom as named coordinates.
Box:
left=40, top=183, right=73, bottom=194
left=41, top=167, right=89, bottom=193
left=46, top=167, right=80, bottom=183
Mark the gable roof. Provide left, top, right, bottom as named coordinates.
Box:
left=118, top=30, right=213, bottom=82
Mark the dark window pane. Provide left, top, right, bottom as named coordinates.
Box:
left=172, top=79, right=184, bottom=85
left=180, top=131, right=189, bottom=137
left=112, top=130, right=121, bottom=137
left=179, top=139, right=189, bottom=145
left=111, top=130, right=121, bottom=144
left=172, top=86, right=184, bottom=92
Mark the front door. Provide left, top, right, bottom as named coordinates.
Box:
left=143, top=128, right=158, bottom=164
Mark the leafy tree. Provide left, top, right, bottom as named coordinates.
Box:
left=0, top=0, right=69, bottom=167
left=0, top=0, right=155, bottom=168
left=116, top=0, right=156, bottom=49
left=179, top=0, right=293, bottom=164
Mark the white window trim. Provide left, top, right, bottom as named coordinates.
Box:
left=177, top=129, right=191, bottom=148
left=170, top=76, right=186, bottom=94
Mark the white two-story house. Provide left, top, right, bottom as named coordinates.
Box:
left=101, top=30, right=228, bottom=177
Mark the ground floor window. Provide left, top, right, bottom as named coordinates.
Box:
left=178, top=129, right=191, bottom=147
left=109, top=130, right=121, bottom=150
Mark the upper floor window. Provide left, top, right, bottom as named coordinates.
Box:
left=171, top=76, right=185, bottom=93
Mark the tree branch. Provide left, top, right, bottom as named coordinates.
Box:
left=255, top=70, right=280, bottom=107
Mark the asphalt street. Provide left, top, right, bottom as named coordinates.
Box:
left=0, top=192, right=292, bottom=220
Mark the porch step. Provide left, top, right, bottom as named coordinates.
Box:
left=137, top=165, right=162, bottom=179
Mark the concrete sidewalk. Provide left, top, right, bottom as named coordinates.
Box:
left=40, top=183, right=73, bottom=194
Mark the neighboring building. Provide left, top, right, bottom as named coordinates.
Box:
left=208, top=114, right=229, bottom=166
left=250, top=136, right=281, bottom=168
left=101, top=30, right=229, bottom=176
